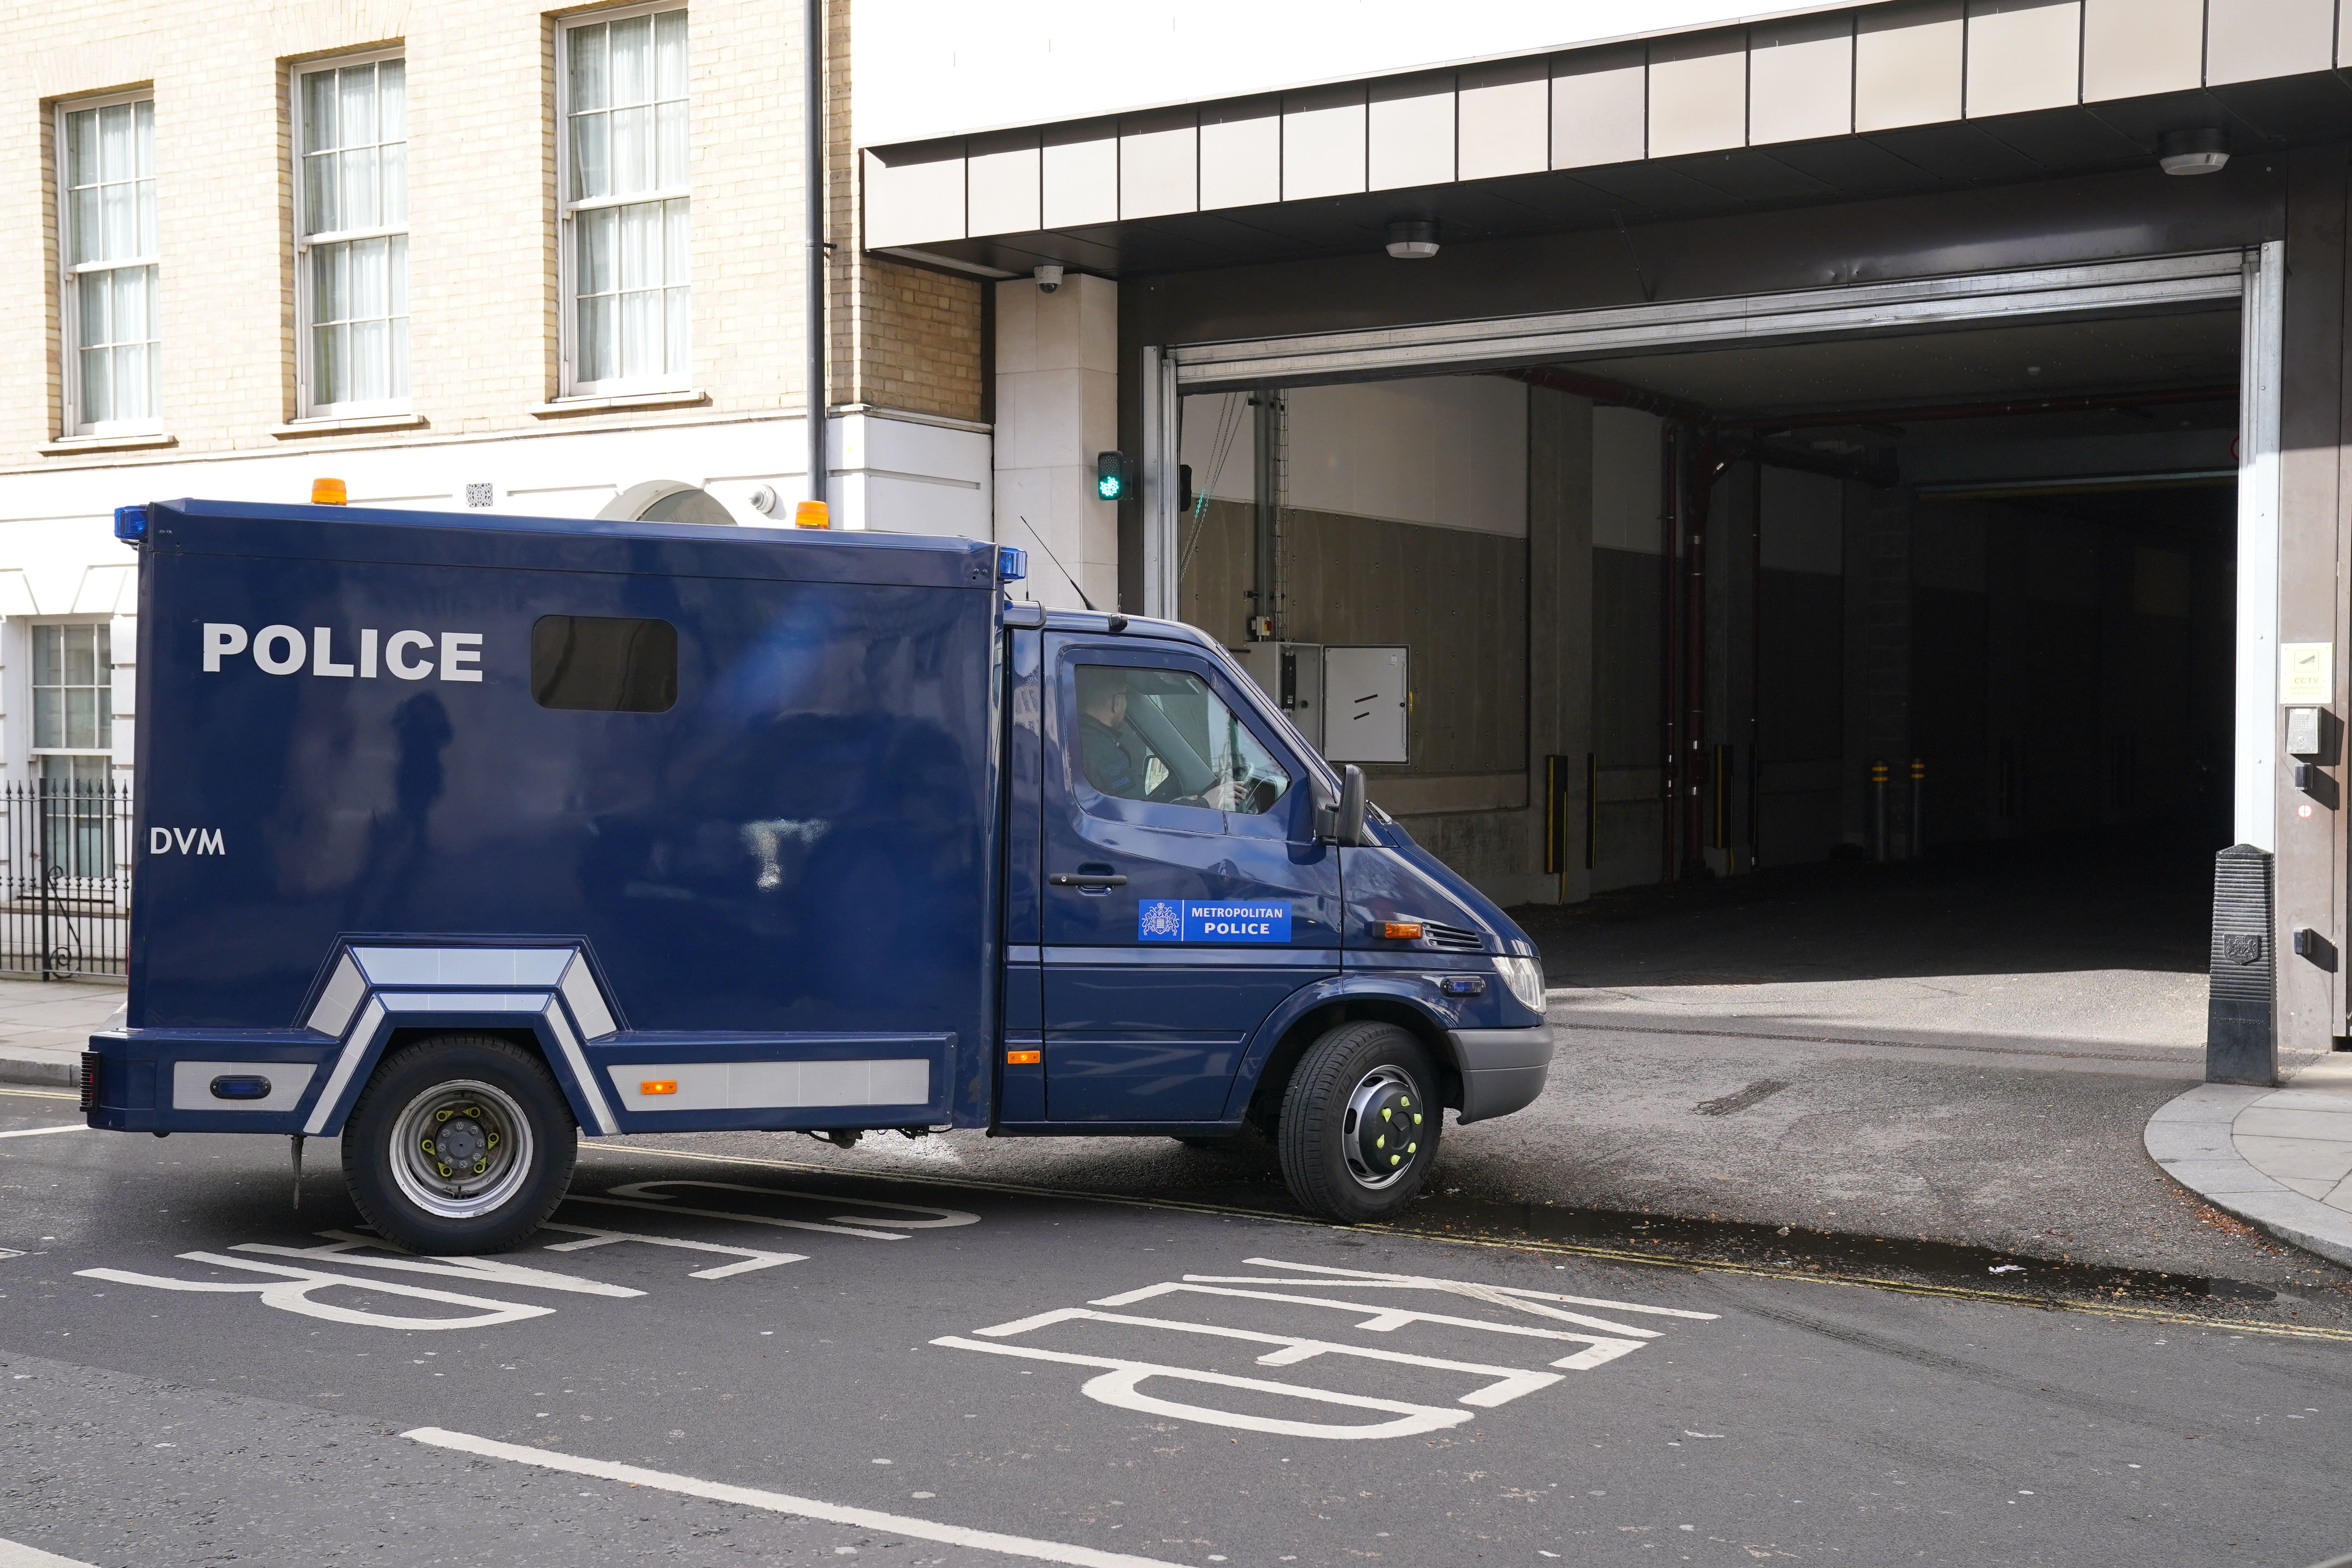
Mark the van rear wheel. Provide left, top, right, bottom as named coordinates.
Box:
left=342, top=1034, right=576, bottom=1255
left=1277, top=1021, right=1441, bottom=1223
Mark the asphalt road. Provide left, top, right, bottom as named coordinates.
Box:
left=3, top=1087, right=2349, bottom=1568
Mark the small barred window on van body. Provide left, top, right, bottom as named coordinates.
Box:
left=531, top=615, right=678, bottom=713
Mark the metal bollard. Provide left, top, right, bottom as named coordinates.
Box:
left=1909, top=757, right=1926, bottom=860
left=1870, top=760, right=1889, bottom=863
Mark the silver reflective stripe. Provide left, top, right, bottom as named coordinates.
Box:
left=304, top=996, right=387, bottom=1136
left=306, top=954, right=366, bottom=1037
left=610, top=1058, right=931, bottom=1113
left=543, top=1000, right=619, bottom=1135
left=172, top=1061, right=317, bottom=1113
left=351, top=946, right=573, bottom=987
left=559, top=954, right=619, bottom=1041
left=377, top=991, right=551, bottom=1013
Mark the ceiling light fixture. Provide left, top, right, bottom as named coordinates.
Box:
left=2157, top=128, right=2230, bottom=176
left=1386, top=219, right=1439, bottom=260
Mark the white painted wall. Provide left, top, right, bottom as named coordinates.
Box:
left=1179, top=376, right=1528, bottom=537
left=857, top=2, right=1842, bottom=146
left=993, top=272, right=1120, bottom=610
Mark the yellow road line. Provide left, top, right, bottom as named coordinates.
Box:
left=0, top=1086, right=76, bottom=1102
left=579, top=1140, right=2352, bottom=1344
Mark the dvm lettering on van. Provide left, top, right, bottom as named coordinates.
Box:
left=85, top=498, right=1554, bottom=1252
left=201, top=623, right=483, bottom=681
left=148, top=828, right=224, bottom=856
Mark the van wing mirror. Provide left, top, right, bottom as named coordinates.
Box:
left=1316, top=764, right=1369, bottom=846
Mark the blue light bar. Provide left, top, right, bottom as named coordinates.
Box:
left=997, top=545, right=1028, bottom=582
left=113, top=505, right=147, bottom=545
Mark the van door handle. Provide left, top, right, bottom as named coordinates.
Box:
left=1049, top=872, right=1129, bottom=888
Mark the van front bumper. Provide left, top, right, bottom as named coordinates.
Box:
left=1448, top=1023, right=1554, bottom=1123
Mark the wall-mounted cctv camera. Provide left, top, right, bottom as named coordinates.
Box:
left=1035, top=264, right=1065, bottom=293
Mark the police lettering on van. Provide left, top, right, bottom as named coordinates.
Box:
left=201, top=624, right=482, bottom=682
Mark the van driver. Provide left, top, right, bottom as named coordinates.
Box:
left=1079, top=672, right=1148, bottom=799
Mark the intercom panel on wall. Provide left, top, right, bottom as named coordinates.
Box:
left=1323, top=645, right=1408, bottom=764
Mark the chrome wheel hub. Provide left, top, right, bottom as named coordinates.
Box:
left=389, top=1079, right=533, bottom=1221
left=1341, top=1066, right=1425, bottom=1190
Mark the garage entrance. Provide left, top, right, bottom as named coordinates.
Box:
left=1148, top=250, right=2276, bottom=930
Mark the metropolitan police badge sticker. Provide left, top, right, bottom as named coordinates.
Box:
left=1138, top=900, right=1184, bottom=942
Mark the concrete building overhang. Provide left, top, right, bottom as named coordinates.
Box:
left=862, top=2, right=2352, bottom=281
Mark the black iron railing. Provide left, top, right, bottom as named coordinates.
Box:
left=0, top=779, right=131, bottom=979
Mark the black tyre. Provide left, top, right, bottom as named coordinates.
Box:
left=1277, top=1021, right=1442, bottom=1222
left=341, top=1033, right=577, bottom=1255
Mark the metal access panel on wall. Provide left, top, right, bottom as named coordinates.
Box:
left=1323, top=646, right=1409, bottom=764
left=1231, top=642, right=1323, bottom=751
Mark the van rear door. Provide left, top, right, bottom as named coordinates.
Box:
left=1035, top=635, right=1339, bottom=1123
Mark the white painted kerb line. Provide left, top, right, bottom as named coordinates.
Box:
left=401, top=1427, right=1188, bottom=1568
left=0, top=1537, right=101, bottom=1568
left=0, top=1124, right=87, bottom=1140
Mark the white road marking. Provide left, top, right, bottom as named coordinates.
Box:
left=538, top=1220, right=806, bottom=1279
left=0, top=1537, right=100, bottom=1568
left=929, top=1337, right=1473, bottom=1440
left=569, top=1193, right=910, bottom=1241
left=402, top=1426, right=1191, bottom=1568
left=1091, top=1282, right=1651, bottom=1366
left=230, top=1234, right=645, bottom=1297
left=969, top=1305, right=1564, bottom=1407
left=76, top=1253, right=553, bottom=1330
left=1198, top=1258, right=1723, bottom=1321
left=941, top=1255, right=1713, bottom=1437
left=602, top=1179, right=982, bottom=1229
left=0, top=1124, right=87, bottom=1140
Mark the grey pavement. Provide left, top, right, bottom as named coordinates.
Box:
left=0, top=977, right=120, bottom=1088
left=2146, top=1057, right=2352, bottom=1270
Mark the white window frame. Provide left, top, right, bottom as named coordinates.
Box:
left=554, top=0, right=691, bottom=399
left=26, top=617, right=117, bottom=770
left=54, top=88, right=160, bottom=439
left=290, top=46, right=410, bottom=420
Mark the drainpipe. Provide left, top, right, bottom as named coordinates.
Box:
left=804, top=0, right=827, bottom=509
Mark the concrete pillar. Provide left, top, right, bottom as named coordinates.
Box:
left=1527, top=388, right=1595, bottom=903
left=2274, top=144, right=2349, bottom=1058
left=992, top=273, right=1119, bottom=611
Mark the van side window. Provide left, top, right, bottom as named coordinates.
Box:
left=1074, top=664, right=1289, bottom=815
left=531, top=615, right=678, bottom=712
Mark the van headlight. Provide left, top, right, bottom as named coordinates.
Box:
left=1493, top=955, right=1547, bottom=1014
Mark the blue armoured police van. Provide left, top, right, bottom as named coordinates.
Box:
left=84, top=498, right=1553, bottom=1252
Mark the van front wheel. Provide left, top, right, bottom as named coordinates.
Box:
left=1277, top=1022, right=1441, bottom=1223
left=342, top=1034, right=577, bottom=1255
